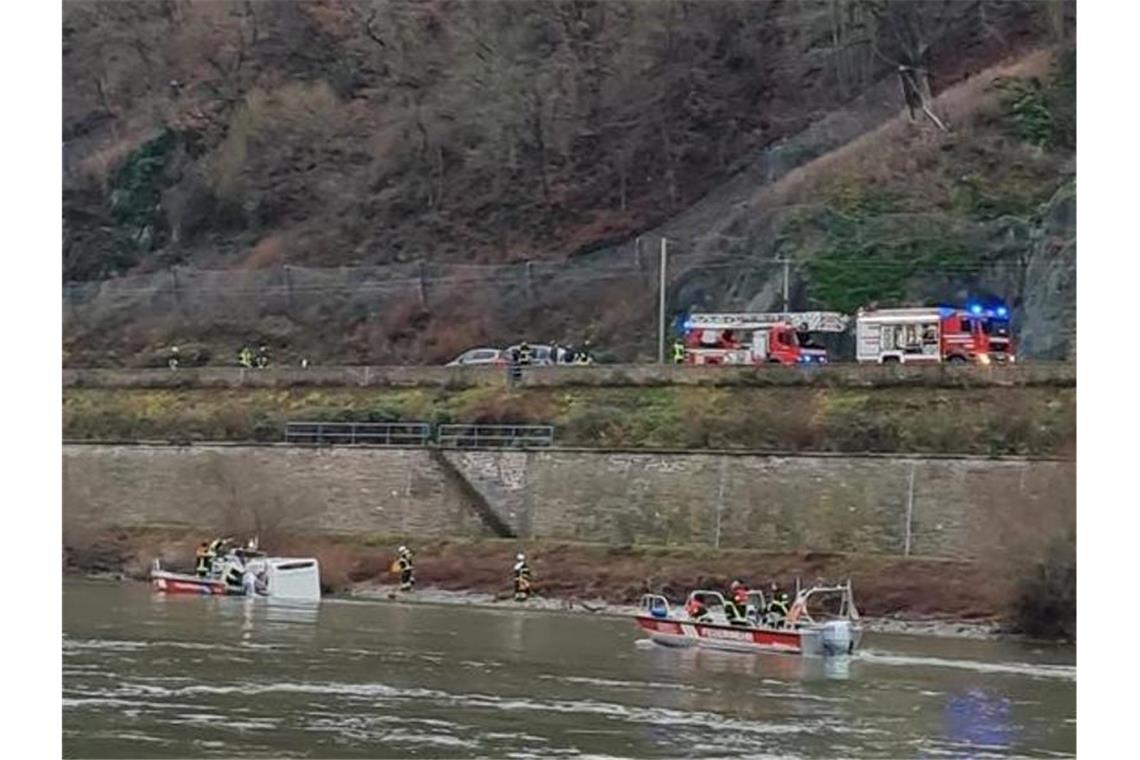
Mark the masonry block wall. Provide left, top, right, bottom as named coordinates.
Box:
left=64, top=445, right=1074, bottom=559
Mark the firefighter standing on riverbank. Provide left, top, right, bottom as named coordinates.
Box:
left=512, top=553, right=532, bottom=601
left=392, top=545, right=415, bottom=591
left=672, top=339, right=685, bottom=364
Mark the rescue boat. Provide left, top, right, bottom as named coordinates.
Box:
left=150, top=552, right=321, bottom=601
left=633, top=581, right=861, bottom=657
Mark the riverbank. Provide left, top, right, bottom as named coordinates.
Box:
left=64, top=528, right=1035, bottom=639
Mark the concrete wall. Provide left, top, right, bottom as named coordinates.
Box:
left=63, top=444, right=1074, bottom=559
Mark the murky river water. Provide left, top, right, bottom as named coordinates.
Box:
left=63, top=579, right=1075, bottom=758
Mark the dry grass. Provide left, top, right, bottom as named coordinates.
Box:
left=746, top=48, right=1059, bottom=213
left=240, top=234, right=287, bottom=270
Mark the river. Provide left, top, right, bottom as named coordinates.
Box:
left=63, top=579, right=1075, bottom=758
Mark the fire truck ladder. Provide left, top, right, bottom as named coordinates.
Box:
left=686, top=311, right=850, bottom=332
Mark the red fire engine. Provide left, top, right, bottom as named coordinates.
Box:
left=855, top=305, right=1015, bottom=364
left=679, top=312, right=850, bottom=366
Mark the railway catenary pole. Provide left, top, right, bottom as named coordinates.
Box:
left=782, top=257, right=790, bottom=312
left=658, top=237, right=668, bottom=364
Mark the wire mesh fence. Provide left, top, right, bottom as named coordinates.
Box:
left=63, top=240, right=1034, bottom=334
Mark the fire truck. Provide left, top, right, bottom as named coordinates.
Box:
left=679, top=311, right=850, bottom=366
left=855, top=304, right=1015, bottom=364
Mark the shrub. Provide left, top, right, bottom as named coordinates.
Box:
left=1012, top=529, right=1075, bottom=640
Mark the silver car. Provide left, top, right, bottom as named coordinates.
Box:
left=446, top=347, right=508, bottom=367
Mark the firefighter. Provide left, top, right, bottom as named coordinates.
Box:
left=519, top=341, right=533, bottom=366
left=672, top=339, right=686, bottom=364
left=256, top=344, right=270, bottom=368
left=728, top=579, right=750, bottom=622
left=168, top=345, right=180, bottom=371
left=207, top=537, right=227, bottom=562
left=512, top=553, right=532, bottom=601
left=194, top=542, right=211, bottom=577
left=391, top=545, right=415, bottom=591
left=238, top=346, right=254, bottom=368
left=685, top=596, right=710, bottom=622
left=766, top=583, right=790, bottom=628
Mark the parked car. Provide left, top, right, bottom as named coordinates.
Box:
left=446, top=347, right=508, bottom=367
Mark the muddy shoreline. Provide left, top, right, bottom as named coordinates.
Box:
left=64, top=529, right=1043, bottom=641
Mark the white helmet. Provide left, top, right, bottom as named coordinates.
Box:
left=398, top=545, right=407, bottom=554
left=516, top=553, right=525, bottom=561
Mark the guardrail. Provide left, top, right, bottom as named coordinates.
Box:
left=283, top=421, right=555, bottom=448
left=437, top=424, right=555, bottom=448
left=284, top=422, right=431, bottom=446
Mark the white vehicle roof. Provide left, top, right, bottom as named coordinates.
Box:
left=686, top=312, right=849, bottom=332
left=857, top=307, right=944, bottom=324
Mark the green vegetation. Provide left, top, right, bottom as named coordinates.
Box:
left=109, top=130, right=178, bottom=252
left=801, top=198, right=984, bottom=314
left=993, top=48, right=1076, bottom=150
left=64, top=385, right=1075, bottom=456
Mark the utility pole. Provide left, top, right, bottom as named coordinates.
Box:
left=658, top=237, right=667, bottom=364
left=781, top=257, right=790, bottom=312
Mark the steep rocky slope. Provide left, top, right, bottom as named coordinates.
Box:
left=62, top=0, right=1075, bottom=365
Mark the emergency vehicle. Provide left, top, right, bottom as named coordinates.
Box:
left=855, top=304, right=1015, bottom=364
left=679, top=312, right=849, bottom=366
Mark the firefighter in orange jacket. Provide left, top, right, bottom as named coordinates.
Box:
left=194, top=542, right=211, bottom=577
left=728, top=580, right=750, bottom=622
left=391, top=545, right=415, bottom=591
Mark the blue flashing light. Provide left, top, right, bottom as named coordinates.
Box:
left=969, top=304, right=983, bottom=316
left=996, top=306, right=1008, bottom=318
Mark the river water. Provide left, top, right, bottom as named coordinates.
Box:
left=63, top=579, right=1075, bottom=758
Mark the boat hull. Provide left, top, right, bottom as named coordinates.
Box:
left=151, top=570, right=231, bottom=596
left=634, top=615, right=858, bottom=657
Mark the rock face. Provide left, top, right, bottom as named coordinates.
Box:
left=1018, top=183, right=1076, bottom=361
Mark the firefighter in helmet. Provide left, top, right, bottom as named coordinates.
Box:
left=512, top=553, right=532, bottom=601
left=685, top=594, right=711, bottom=622
left=391, top=545, right=415, bottom=591
left=672, top=339, right=686, bottom=364
left=728, top=579, right=750, bottom=624
left=194, top=542, right=211, bottom=577
left=519, top=341, right=533, bottom=366
left=766, top=582, right=790, bottom=627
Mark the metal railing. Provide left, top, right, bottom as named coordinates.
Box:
left=437, top=424, right=554, bottom=448
left=285, top=422, right=431, bottom=446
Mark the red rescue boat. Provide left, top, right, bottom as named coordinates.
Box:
left=633, top=583, right=861, bottom=657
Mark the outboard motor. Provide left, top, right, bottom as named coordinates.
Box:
left=820, top=620, right=854, bottom=655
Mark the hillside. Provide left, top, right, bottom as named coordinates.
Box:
left=62, top=0, right=1076, bottom=366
